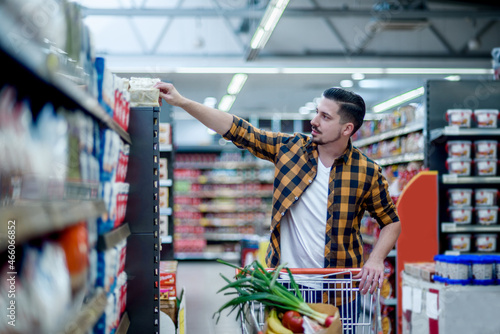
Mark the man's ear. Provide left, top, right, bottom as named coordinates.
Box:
left=342, top=123, right=354, bottom=137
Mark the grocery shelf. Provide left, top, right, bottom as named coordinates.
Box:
left=442, top=175, right=500, bottom=184
left=430, top=126, right=500, bottom=142
left=204, top=233, right=256, bottom=241
left=175, top=251, right=240, bottom=261
left=116, top=312, right=130, bottom=334
left=353, top=122, right=424, bottom=147
left=175, top=161, right=274, bottom=170
left=374, top=152, right=424, bottom=167
left=0, top=200, right=106, bottom=251
left=177, top=191, right=272, bottom=198
left=62, top=289, right=107, bottom=334
left=161, top=235, right=173, bottom=244
left=444, top=250, right=500, bottom=256
left=198, top=204, right=269, bottom=213
left=160, top=179, right=173, bottom=187
left=160, top=207, right=173, bottom=216
left=0, top=13, right=131, bottom=144
left=441, top=223, right=500, bottom=233
left=160, top=144, right=173, bottom=152
left=97, top=223, right=131, bottom=251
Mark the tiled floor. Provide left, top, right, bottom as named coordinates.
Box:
left=176, top=261, right=242, bottom=334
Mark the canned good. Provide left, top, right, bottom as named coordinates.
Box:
left=474, top=109, right=499, bottom=128
left=474, top=159, right=497, bottom=176
left=448, top=233, right=472, bottom=251
left=446, top=158, right=471, bottom=176
left=475, top=189, right=498, bottom=206
left=470, top=255, right=495, bottom=284
left=448, top=188, right=473, bottom=207
left=446, top=109, right=472, bottom=127
left=475, top=234, right=498, bottom=252
left=446, top=140, right=472, bottom=158
left=449, top=207, right=473, bottom=224
left=475, top=206, right=499, bottom=225
left=474, top=140, right=498, bottom=159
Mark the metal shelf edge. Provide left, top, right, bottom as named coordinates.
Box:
left=441, top=222, right=500, bottom=233
left=442, top=175, right=500, bottom=184
left=0, top=200, right=106, bottom=251
left=431, top=127, right=500, bottom=141
left=116, top=312, right=130, bottom=334
left=63, top=289, right=107, bottom=334
left=98, top=223, right=131, bottom=251
left=353, top=122, right=424, bottom=147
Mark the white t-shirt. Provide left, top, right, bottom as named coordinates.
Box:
left=280, top=159, right=331, bottom=269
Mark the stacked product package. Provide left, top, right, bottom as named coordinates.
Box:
left=159, top=261, right=179, bottom=325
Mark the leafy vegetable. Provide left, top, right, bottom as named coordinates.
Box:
left=213, top=259, right=334, bottom=327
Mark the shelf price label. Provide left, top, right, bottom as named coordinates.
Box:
left=441, top=223, right=457, bottom=232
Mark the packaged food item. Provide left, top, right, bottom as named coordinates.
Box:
left=475, top=234, right=498, bottom=252
left=159, top=215, right=169, bottom=237
left=160, top=261, right=178, bottom=287
left=474, top=109, right=499, bottom=128
left=446, top=109, right=472, bottom=127
left=446, top=256, right=470, bottom=283
left=446, top=140, right=472, bottom=158
left=159, top=187, right=169, bottom=208
left=128, top=77, right=161, bottom=107
left=448, top=234, right=471, bottom=251
left=159, top=158, right=168, bottom=180
left=474, top=140, right=498, bottom=159
left=475, top=189, right=498, bottom=206
left=474, top=159, right=497, bottom=176
left=448, top=207, right=473, bottom=224
left=448, top=188, right=473, bottom=207
left=446, top=158, right=471, bottom=176
left=475, top=206, right=498, bottom=225
left=159, top=123, right=172, bottom=146
left=470, top=255, right=495, bottom=285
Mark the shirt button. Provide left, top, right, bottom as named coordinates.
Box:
left=308, top=179, right=312, bottom=183
left=281, top=212, right=285, bottom=216
left=295, top=196, right=298, bottom=200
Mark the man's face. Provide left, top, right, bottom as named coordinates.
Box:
left=310, top=97, right=351, bottom=145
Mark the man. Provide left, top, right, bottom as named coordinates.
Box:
left=155, top=82, right=401, bottom=295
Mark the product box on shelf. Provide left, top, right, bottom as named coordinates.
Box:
left=159, top=187, right=169, bottom=209
left=160, top=216, right=169, bottom=237
left=159, top=158, right=168, bottom=180
left=159, top=123, right=172, bottom=147
left=160, top=261, right=178, bottom=290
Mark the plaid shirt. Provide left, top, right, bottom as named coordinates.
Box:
left=223, top=116, right=399, bottom=269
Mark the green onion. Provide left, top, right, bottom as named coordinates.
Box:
left=213, top=259, right=333, bottom=326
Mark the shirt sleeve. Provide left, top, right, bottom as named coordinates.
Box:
left=222, top=115, right=285, bottom=164
left=365, top=165, right=400, bottom=228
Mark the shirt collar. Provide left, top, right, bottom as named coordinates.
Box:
left=307, top=138, right=353, bottom=165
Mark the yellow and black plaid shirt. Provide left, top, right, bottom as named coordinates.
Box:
left=223, top=116, right=399, bottom=269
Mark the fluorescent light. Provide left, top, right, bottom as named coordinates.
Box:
left=281, top=68, right=385, bottom=74
left=218, top=95, right=236, bottom=112
left=372, top=86, right=424, bottom=113
left=340, top=80, right=354, bottom=88
left=203, top=97, right=217, bottom=108
left=250, top=27, right=265, bottom=49
left=299, top=106, right=311, bottom=114
left=445, top=75, right=461, bottom=81
left=227, top=73, right=248, bottom=95
left=249, top=0, right=290, bottom=55
left=111, top=66, right=493, bottom=76
left=351, top=73, right=365, bottom=80
left=264, top=7, right=282, bottom=31
left=385, top=68, right=492, bottom=75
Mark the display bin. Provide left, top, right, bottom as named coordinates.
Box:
left=401, top=272, right=500, bottom=334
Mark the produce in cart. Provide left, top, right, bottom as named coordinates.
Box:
left=214, top=260, right=341, bottom=334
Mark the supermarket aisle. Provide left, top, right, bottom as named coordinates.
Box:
left=177, top=261, right=241, bottom=334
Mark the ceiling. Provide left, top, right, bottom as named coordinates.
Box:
left=78, top=0, right=500, bottom=119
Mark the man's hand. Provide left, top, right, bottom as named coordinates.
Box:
left=354, top=258, right=385, bottom=295
left=154, top=82, right=186, bottom=107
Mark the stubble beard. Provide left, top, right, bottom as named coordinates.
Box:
left=311, top=128, right=342, bottom=146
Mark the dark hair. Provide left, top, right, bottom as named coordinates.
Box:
left=322, top=87, right=365, bottom=136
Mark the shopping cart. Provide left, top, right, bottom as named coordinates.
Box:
left=240, top=268, right=381, bottom=334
